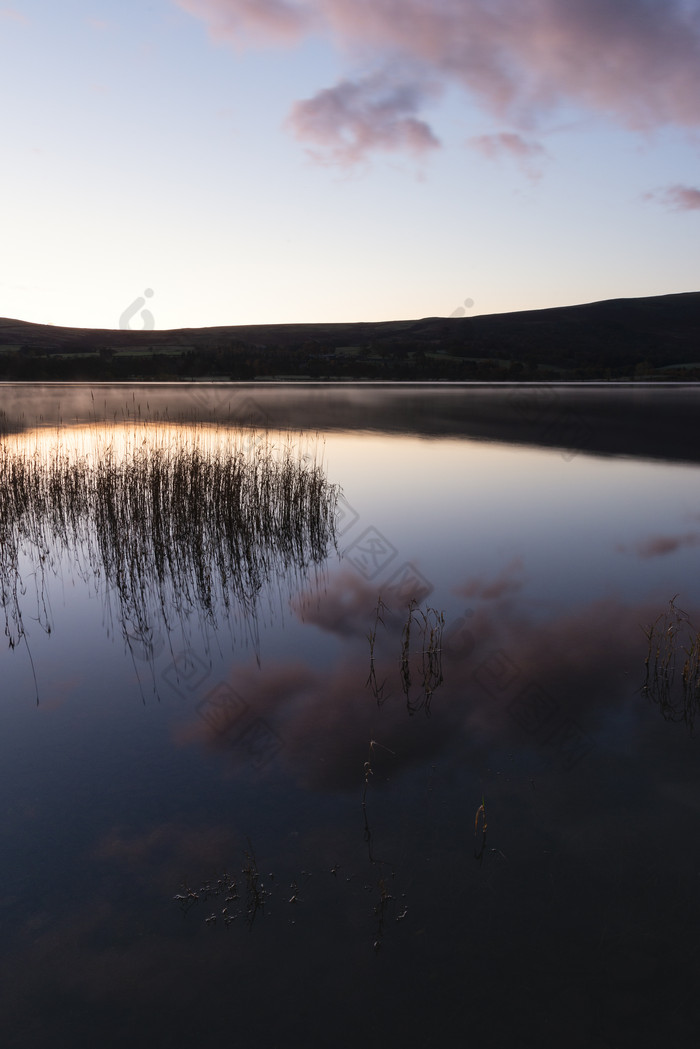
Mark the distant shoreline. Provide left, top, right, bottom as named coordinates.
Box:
left=2, top=381, right=699, bottom=468
left=1, top=290, right=698, bottom=383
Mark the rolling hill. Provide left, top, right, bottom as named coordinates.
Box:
left=0, top=290, right=698, bottom=381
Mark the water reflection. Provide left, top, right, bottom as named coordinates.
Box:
left=3, top=385, right=700, bottom=1049
left=0, top=423, right=339, bottom=683
left=642, top=597, right=700, bottom=732
left=3, top=381, right=700, bottom=463
left=179, top=565, right=658, bottom=789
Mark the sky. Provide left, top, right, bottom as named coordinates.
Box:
left=1, top=0, right=699, bottom=331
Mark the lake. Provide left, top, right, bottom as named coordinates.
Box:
left=2, top=382, right=700, bottom=1049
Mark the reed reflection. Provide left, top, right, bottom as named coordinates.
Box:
left=0, top=423, right=340, bottom=676
left=642, top=597, right=700, bottom=733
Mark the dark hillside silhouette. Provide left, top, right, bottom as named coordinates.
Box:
left=1, top=291, right=698, bottom=381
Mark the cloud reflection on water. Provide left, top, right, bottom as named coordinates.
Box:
left=3, top=385, right=700, bottom=1049
left=177, top=563, right=685, bottom=792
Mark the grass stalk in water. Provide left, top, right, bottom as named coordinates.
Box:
left=0, top=423, right=340, bottom=672
left=366, top=598, right=445, bottom=714
left=642, top=596, right=700, bottom=733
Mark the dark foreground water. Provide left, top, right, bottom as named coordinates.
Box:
left=2, top=383, right=700, bottom=1049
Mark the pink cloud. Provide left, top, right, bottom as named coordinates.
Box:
left=634, top=532, right=700, bottom=558
left=647, top=184, right=700, bottom=211
left=287, top=73, right=441, bottom=166
left=176, top=0, right=700, bottom=146
left=293, top=569, right=383, bottom=637
left=174, top=0, right=312, bottom=45
left=454, top=556, right=525, bottom=601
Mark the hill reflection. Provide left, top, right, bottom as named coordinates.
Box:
left=0, top=424, right=340, bottom=666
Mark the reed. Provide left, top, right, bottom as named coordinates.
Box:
left=365, top=597, right=390, bottom=703
left=360, top=738, right=398, bottom=952
left=474, top=794, right=487, bottom=861
left=0, top=423, right=340, bottom=666
left=404, top=600, right=445, bottom=714
left=366, top=598, right=445, bottom=714
left=642, top=596, right=700, bottom=732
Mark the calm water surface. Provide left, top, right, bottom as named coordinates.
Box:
left=2, top=383, right=700, bottom=1049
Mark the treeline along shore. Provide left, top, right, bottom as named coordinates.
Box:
left=0, top=291, right=698, bottom=382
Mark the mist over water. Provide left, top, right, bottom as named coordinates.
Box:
left=2, top=383, right=700, bottom=1049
